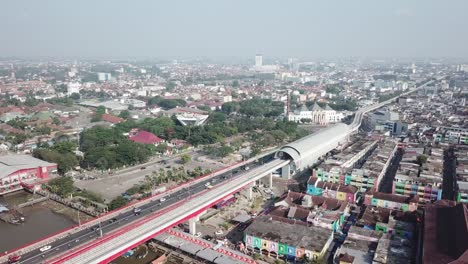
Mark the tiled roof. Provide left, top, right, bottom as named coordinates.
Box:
left=423, top=203, right=468, bottom=264
left=102, top=113, right=124, bottom=124
left=129, top=130, right=163, bottom=144
left=372, top=192, right=419, bottom=204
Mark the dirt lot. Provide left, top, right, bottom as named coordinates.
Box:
left=75, top=151, right=225, bottom=201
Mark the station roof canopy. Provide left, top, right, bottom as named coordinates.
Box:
left=277, top=123, right=349, bottom=164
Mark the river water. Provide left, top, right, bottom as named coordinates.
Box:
left=0, top=193, right=76, bottom=253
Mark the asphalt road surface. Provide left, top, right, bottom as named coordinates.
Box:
left=7, top=154, right=275, bottom=264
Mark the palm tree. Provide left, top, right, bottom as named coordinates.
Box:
left=144, top=175, right=153, bottom=190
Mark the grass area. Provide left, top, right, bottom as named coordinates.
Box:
left=220, top=222, right=233, bottom=230
left=251, top=196, right=263, bottom=210
left=73, top=189, right=104, bottom=203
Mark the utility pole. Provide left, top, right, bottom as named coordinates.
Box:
left=99, top=221, right=103, bottom=238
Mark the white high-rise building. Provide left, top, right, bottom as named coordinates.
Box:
left=255, top=54, right=263, bottom=67
left=97, top=72, right=112, bottom=82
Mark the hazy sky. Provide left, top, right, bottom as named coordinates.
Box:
left=1, top=0, right=468, bottom=59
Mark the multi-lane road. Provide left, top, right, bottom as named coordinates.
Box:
left=3, top=153, right=276, bottom=264
left=4, top=76, right=446, bottom=264
left=350, top=77, right=443, bottom=130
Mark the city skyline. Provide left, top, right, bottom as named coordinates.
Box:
left=1, top=0, right=468, bottom=59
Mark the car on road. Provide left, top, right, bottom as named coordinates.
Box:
left=215, top=230, right=223, bottom=235
left=109, top=218, right=117, bottom=223
left=160, top=197, right=166, bottom=202
left=7, top=255, right=21, bottom=263
left=194, top=232, right=202, bottom=237
left=40, top=245, right=52, bottom=252
left=203, top=235, right=213, bottom=241
left=140, top=166, right=146, bottom=170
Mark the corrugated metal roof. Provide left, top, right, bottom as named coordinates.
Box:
left=278, top=123, right=350, bottom=168
left=0, top=155, right=56, bottom=179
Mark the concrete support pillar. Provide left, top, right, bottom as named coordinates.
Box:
left=281, top=164, right=291, bottom=180
left=260, top=173, right=273, bottom=189
left=268, top=173, right=273, bottom=189
left=247, top=182, right=255, bottom=201
left=189, top=215, right=200, bottom=235
left=247, top=186, right=253, bottom=201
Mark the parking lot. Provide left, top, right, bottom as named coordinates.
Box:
left=74, top=151, right=224, bottom=201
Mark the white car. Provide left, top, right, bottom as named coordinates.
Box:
left=160, top=197, right=166, bottom=202
left=215, top=230, right=223, bottom=235
left=194, top=232, right=202, bottom=237
left=40, top=245, right=52, bottom=252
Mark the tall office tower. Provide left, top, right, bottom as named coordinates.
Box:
left=10, top=64, right=15, bottom=80
left=255, top=54, right=263, bottom=67
left=411, top=63, right=416, bottom=74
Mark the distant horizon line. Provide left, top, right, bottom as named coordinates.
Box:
left=0, top=55, right=467, bottom=63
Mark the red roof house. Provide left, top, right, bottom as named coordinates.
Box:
left=102, top=113, right=124, bottom=124
left=129, top=130, right=163, bottom=145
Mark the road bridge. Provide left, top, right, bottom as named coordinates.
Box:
left=1, top=76, right=445, bottom=264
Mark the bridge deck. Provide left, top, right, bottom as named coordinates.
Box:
left=59, top=159, right=289, bottom=264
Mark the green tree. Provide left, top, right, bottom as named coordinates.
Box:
left=417, top=154, right=428, bottom=165
left=108, top=196, right=129, bottom=210
left=70, top=93, right=81, bottom=100
left=269, top=130, right=288, bottom=144
left=51, top=141, right=76, bottom=154
left=155, top=143, right=168, bottom=154
left=325, top=85, right=341, bottom=94
left=165, top=81, right=176, bottom=91
left=52, top=116, right=61, bottom=125
left=96, top=106, right=106, bottom=115
left=47, top=176, right=75, bottom=196
left=35, top=126, right=51, bottom=135
left=33, top=148, right=78, bottom=174
left=180, top=154, right=191, bottom=164
left=7, top=118, right=27, bottom=130
left=221, top=102, right=240, bottom=114
left=209, top=112, right=227, bottom=123
left=119, top=110, right=130, bottom=119
left=216, top=145, right=234, bottom=157
left=9, top=133, right=28, bottom=145
left=138, top=117, right=175, bottom=137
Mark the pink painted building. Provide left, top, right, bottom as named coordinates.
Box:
left=0, top=155, right=57, bottom=195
